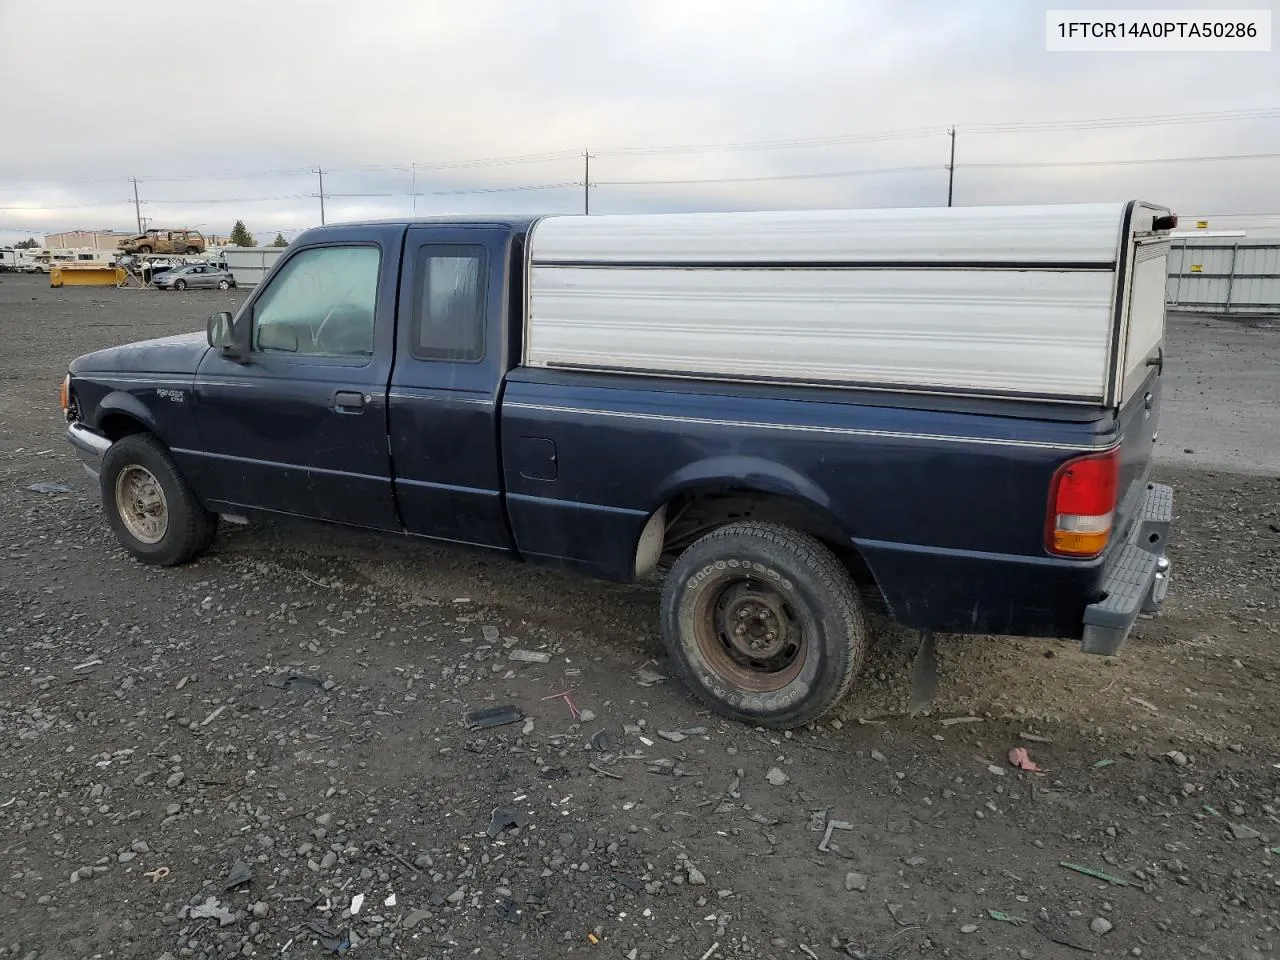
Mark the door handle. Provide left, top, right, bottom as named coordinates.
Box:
left=334, top=391, right=365, bottom=414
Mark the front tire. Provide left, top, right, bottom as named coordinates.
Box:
left=660, top=521, right=867, bottom=728
left=100, top=434, right=217, bottom=566
left=217, top=279, right=230, bottom=290
left=174, top=279, right=187, bottom=291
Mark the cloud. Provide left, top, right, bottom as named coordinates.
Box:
left=1, top=0, right=1277, bottom=242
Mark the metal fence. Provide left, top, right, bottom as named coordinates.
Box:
left=1166, top=238, right=1280, bottom=315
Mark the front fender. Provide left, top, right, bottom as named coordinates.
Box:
left=94, top=390, right=160, bottom=435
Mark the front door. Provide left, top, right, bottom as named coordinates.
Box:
left=191, top=225, right=404, bottom=529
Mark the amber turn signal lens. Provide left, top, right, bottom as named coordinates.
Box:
left=59, top=375, right=70, bottom=413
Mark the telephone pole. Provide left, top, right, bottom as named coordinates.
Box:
left=583, top=150, right=592, bottom=215
left=130, top=178, right=143, bottom=233
left=316, top=167, right=326, bottom=225
left=946, top=127, right=956, bottom=207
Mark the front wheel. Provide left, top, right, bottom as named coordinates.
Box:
left=136, top=245, right=152, bottom=255
left=100, top=434, right=217, bottom=566
left=660, top=521, right=867, bottom=728
left=173, top=279, right=187, bottom=291
left=217, top=279, right=230, bottom=290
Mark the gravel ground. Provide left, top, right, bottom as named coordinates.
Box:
left=1, top=274, right=1278, bottom=960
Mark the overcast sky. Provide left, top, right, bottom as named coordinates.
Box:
left=1, top=0, right=1277, bottom=244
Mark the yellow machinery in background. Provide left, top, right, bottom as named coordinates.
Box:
left=50, top=264, right=127, bottom=288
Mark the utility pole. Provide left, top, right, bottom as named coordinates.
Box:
left=583, top=150, right=592, bottom=215
left=411, top=162, right=417, bottom=216
left=316, top=167, right=326, bottom=225
left=946, top=127, right=956, bottom=208
left=131, top=178, right=143, bottom=233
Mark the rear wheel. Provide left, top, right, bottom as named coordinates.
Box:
left=185, top=246, right=199, bottom=254
left=661, top=521, right=867, bottom=728
left=100, top=434, right=217, bottom=566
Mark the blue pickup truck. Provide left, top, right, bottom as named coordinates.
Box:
left=63, top=203, right=1175, bottom=727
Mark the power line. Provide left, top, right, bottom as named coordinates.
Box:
left=964, top=151, right=1280, bottom=169
left=598, top=165, right=940, bottom=187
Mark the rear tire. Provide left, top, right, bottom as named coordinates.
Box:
left=186, top=246, right=199, bottom=254
left=660, top=521, right=867, bottom=729
left=100, top=434, right=217, bottom=566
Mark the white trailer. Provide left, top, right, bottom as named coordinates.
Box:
left=222, top=246, right=284, bottom=287
left=526, top=202, right=1172, bottom=407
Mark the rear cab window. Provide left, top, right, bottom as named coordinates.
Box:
left=409, top=244, right=487, bottom=362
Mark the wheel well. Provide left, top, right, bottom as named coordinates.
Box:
left=98, top=412, right=151, bottom=442
left=656, top=485, right=883, bottom=604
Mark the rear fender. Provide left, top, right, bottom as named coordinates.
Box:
left=655, top=455, right=838, bottom=519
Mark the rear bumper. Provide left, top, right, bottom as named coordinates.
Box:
left=68, top=422, right=112, bottom=479
left=1080, top=482, right=1173, bottom=656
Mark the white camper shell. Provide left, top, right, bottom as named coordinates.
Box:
left=525, top=201, right=1172, bottom=407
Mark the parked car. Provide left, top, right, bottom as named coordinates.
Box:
left=61, top=202, right=1176, bottom=728
left=153, top=263, right=236, bottom=291
left=119, top=229, right=206, bottom=256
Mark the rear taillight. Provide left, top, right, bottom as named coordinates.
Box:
left=1046, top=449, right=1119, bottom=557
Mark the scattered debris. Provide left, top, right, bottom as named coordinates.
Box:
left=1165, top=750, right=1189, bottom=766
left=200, top=705, right=228, bottom=726
left=765, top=766, right=790, bottom=786
left=1230, top=822, right=1262, bottom=841
left=986, top=764, right=1006, bottom=777
left=26, top=481, right=70, bottom=494
left=959, top=923, right=979, bottom=934
left=303, top=918, right=349, bottom=954
left=1090, top=917, right=1114, bottom=936
left=590, top=728, right=614, bottom=752
left=384, top=893, right=396, bottom=907
left=266, top=672, right=325, bottom=693
left=1203, top=804, right=1223, bottom=818
left=636, top=662, right=666, bottom=687
left=1008, top=747, right=1043, bottom=772
left=940, top=716, right=983, bottom=726
left=486, top=805, right=530, bottom=839
left=697, top=943, right=721, bottom=960
left=405, top=908, right=431, bottom=929
left=1020, top=732, right=1054, bottom=744
left=190, top=896, right=238, bottom=927
left=687, top=864, right=707, bottom=885
left=588, top=762, right=623, bottom=780
left=143, top=866, right=170, bottom=883
left=350, top=892, right=365, bottom=914
left=658, top=730, right=688, bottom=743
left=1093, top=758, right=1116, bottom=768
left=818, top=819, right=854, bottom=855
left=1034, top=916, right=1094, bottom=952
left=222, top=860, right=252, bottom=891
left=465, top=704, right=524, bottom=729
left=1059, top=862, right=1134, bottom=886
left=508, top=649, right=551, bottom=663
left=1129, top=697, right=1160, bottom=713
left=870, top=749, right=887, bottom=763
left=844, top=871, right=868, bottom=892
left=540, top=690, right=582, bottom=721
left=988, top=909, right=1028, bottom=926
left=72, top=658, right=103, bottom=672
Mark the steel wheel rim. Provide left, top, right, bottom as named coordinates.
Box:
left=114, top=465, right=168, bottom=544
left=693, top=575, right=807, bottom=693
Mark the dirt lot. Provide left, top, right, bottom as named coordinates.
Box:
left=1, top=273, right=1278, bottom=960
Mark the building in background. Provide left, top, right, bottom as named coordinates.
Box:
left=43, top=230, right=133, bottom=250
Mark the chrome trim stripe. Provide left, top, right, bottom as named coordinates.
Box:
left=386, top=391, right=492, bottom=405
left=503, top=402, right=1110, bottom=452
